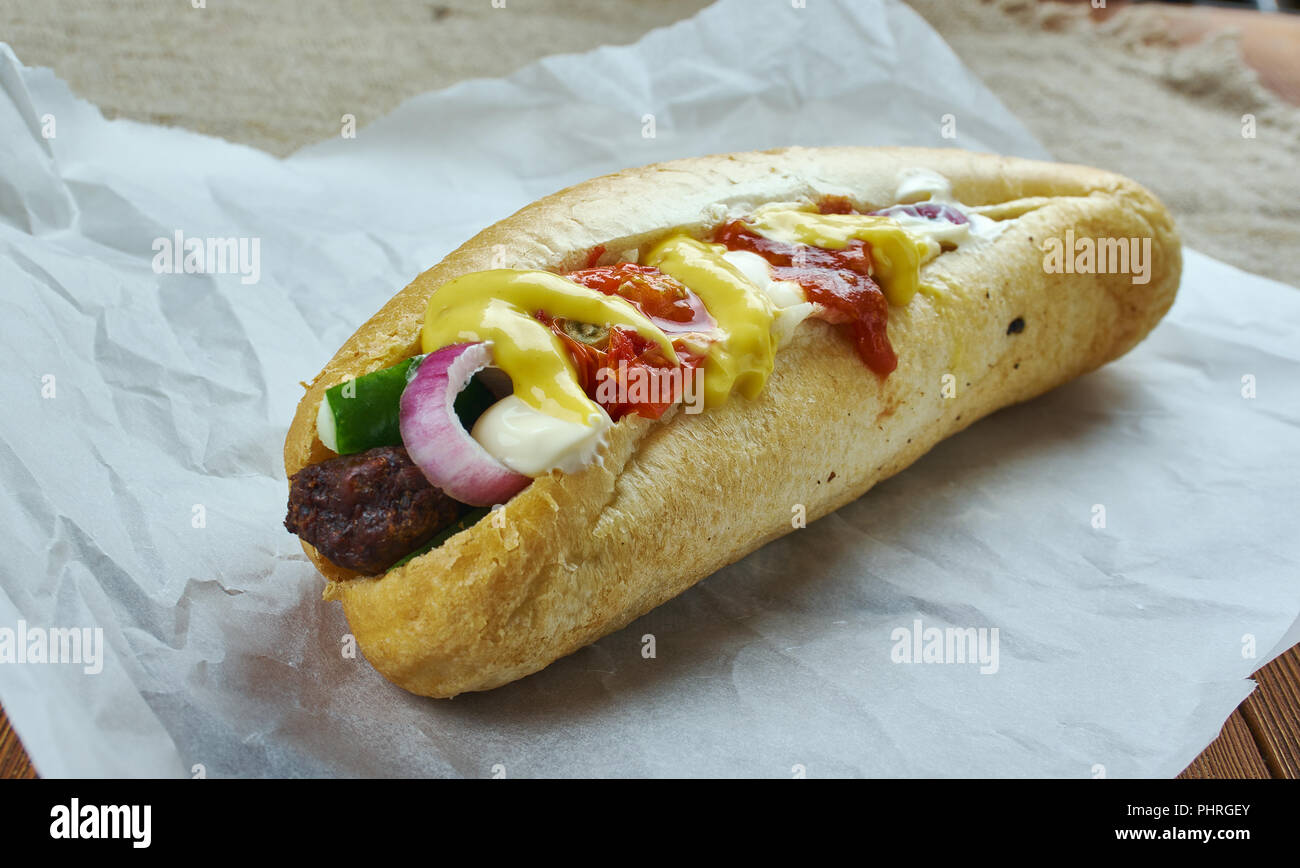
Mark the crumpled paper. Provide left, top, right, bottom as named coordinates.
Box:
left=0, top=0, right=1296, bottom=778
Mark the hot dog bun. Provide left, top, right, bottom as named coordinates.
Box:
left=284, top=146, right=1180, bottom=697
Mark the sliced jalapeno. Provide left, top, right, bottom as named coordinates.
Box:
left=561, top=319, right=610, bottom=348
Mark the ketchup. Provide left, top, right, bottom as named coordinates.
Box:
left=711, top=220, right=898, bottom=376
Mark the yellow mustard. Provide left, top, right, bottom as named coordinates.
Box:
left=740, top=210, right=934, bottom=307
left=422, top=211, right=934, bottom=427
left=642, top=235, right=778, bottom=409
left=422, top=270, right=677, bottom=426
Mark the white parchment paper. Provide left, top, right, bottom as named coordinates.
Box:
left=1, top=0, right=1297, bottom=778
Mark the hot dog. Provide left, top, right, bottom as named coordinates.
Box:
left=283, top=146, right=1181, bottom=697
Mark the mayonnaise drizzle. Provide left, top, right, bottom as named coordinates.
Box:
left=463, top=168, right=1007, bottom=475
left=472, top=395, right=611, bottom=476
left=889, top=168, right=1006, bottom=249
left=720, top=249, right=815, bottom=348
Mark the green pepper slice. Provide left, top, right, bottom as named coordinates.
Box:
left=317, top=356, right=497, bottom=454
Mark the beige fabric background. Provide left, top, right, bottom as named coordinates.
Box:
left=1, top=0, right=1296, bottom=284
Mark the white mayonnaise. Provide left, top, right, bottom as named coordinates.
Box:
left=471, top=395, right=611, bottom=476
left=315, top=397, right=339, bottom=453
left=469, top=169, right=1008, bottom=475
left=891, top=168, right=1006, bottom=249
left=895, top=167, right=955, bottom=204
left=721, top=249, right=815, bottom=347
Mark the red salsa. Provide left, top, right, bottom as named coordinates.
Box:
left=543, top=262, right=708, bottom=421
left=566, top=262, right=715, bottom=334
left=550, top=214, right=900, bottom=422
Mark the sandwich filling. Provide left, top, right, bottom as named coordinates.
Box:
left=286, top=169, right=1011, bottom=575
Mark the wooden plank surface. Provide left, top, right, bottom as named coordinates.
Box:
left=1178, top=709, right=1271, bottom=779
left=1241, top=645, right=1300, bottom=778
left=4, top=644, right=1298, bottom=778
left=0, top=710, right=36, bottom=779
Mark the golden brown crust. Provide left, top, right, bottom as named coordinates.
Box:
left=283, top=146, right=1181, bottom=697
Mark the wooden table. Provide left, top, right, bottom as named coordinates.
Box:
left=3, top=643, right=1296, bottom=778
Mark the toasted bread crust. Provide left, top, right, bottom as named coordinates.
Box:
left=283, top=147, right=1180, bottom=697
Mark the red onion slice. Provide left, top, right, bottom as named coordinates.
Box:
left=399, top=342, right=529, bottom=507
left=869, top=202, right=969, bottom=225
